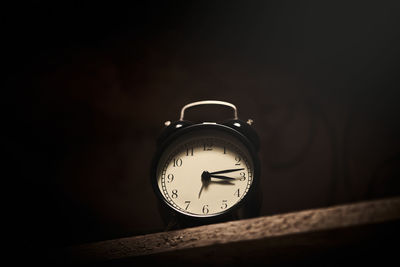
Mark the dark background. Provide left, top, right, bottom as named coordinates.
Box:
left=4, top=0, right=400, bottom=256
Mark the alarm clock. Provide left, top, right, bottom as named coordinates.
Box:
left=151, top=100, right=261, bottom=229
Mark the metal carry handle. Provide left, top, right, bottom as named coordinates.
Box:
left=179, top=100, right=238, bottom=121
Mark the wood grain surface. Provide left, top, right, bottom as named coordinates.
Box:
left=63, top=197, right=400, bottom=265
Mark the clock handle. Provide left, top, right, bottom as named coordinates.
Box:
left=179, top=100, right=238, bottom=121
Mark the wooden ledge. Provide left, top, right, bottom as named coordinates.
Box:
left=63, top=197, right=400, bottom=265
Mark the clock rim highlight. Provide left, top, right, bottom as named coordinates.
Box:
left=152, top=123, right=260, bottom=219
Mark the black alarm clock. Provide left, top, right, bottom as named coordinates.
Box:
left=151, top=100, right=261, bottom=229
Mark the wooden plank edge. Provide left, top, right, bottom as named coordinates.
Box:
left=62, top=197, right=400, bottom=263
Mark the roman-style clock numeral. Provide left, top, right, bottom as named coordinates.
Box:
left=234, top=188, right=240, bottom=197
left=184, top=201, right=191, bottom=210
left=202, top=205, right=209, bottom=214
left=203, top=143, right=213, bottom=151
left=173, top=158, right=182, bottom=167
left=167, top=174, right=174, bottom=183
left=235, top=156, right=241, bottom=165
left=221, top=200, right=228, bottom=209
left=186, top=147, right=193, bottom=156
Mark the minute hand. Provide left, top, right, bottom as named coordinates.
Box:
left=209, top=168, right=244, bottom=175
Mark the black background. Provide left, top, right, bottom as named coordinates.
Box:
left=4, top=0, right=400, bottom=258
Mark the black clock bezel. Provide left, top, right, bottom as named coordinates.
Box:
left=151, top=122, right=261, bottom=225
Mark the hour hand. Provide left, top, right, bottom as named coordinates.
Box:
left=209, top=174, right=237, bottom=180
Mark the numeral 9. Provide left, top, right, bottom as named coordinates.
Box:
left=167, top=174, right=174, bottom=183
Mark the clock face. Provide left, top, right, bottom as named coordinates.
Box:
left=156, top=127, right=254, bottom=217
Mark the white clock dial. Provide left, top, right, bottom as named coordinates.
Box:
left=156, top=129, right=254, bottom=217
